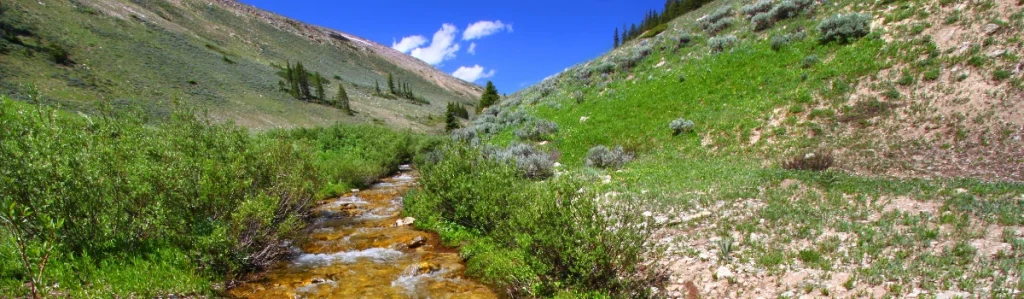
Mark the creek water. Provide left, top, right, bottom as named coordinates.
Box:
left=228, top=166, right=497, bottom=298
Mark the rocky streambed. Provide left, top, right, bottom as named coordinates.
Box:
left=228, top=166, right=496, bottom=298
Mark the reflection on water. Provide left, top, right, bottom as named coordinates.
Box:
left=227, top=167, right=496, bottom=298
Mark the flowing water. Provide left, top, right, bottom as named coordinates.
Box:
left=228, top=166, right=497, bottom=298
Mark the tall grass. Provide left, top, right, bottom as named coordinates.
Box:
left=0, top=96, right=421, bottom=297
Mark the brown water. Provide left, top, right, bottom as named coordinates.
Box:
left=228, top=166, right=497, bottom=298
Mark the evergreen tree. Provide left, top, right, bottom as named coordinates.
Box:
left=295, top=62, right=311, bottom=101
left=375, top=80, right=381, bottom=95
left=444, top=108, right=460, bottom=131
left=614, top=28, right=620, bottom=48
left=287, top=62, right=300, bottom=100
left=387, top=73, right=396, bottom=94
left=478, top=80, right=500, bottom=111
left=336, top=83, right=352, bottom=115
left=314, top=72, right=325, bottom=103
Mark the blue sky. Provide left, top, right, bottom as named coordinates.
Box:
left=238, top=0, right=666, bottom=92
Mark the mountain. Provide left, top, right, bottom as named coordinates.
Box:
left=0, top=0, right=482, bottom=131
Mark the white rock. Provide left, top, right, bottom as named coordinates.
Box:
left=955, top=188, right=968, bottom=194
left=699, top=252, right=711, bottom=261
left=781, top=291, right=796, bottom=298
left=987, top=49, right=1007, bottom=58
left=983, top=23, right=1001, bottom=35
left=715, top=266, right=734, bottom=280
left=553, top=162, right=563, bottom=168
left=580, top=116, right=590, bottom=122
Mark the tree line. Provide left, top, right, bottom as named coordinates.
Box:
left=614, top=0, right=715, bottom=48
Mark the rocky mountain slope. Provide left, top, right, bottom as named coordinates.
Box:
left=0, top=0, right=482, bottom=131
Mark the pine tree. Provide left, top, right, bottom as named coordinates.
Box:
left=478, top=80, right=500, bottom=111
left=387, top=73, right=396, bottom=94
left=295, top=62, right=311, bottom=101
left=614, top=27, right=620, bottom=48
left=444, top=108, right=460, bottom=131
left=375, top=80, right=381, bottom=95
left=336, top=83, right=352, bottom=115
left=314, top=72, right=325, bottom=103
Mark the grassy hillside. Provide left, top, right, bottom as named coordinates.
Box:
left=0, top=0, right=481, bottom=131
left=418, top=0, right=1024, bottom=297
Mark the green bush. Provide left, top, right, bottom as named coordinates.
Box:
left=772, top=33, right=804, bottom=51
left=405, top=145, right=663, bottom=297
left=801, top=54, right=819, bottom=68
left=670, top=118, right=695, bottom=135
left=742, top=0, right=774, bottom=18
left=585, top=145, right=634, bottom=169
left=818, top=13, right=872, bottom=44
left=700, top=6, right=734, bottom=35
left=49, top=43, right=72, bottom=65
left=709, top=35, right=739, bottom=53
left=0, top=96, right=420, bottom=296
left=488, top=143, right=555, bottom=179
left=515, top=119, right=559, bottom=141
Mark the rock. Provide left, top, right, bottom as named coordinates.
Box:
left=553, top=162, right=563, bottom=168
left=983, top=23, right=1000, bottom=35
left=987, top=49, right=1006, bottom=58
left=781, top=291, right=796, bottom=298
left=715, top=266, right=734, bottom=280
left=580, top=116, right=590, bottom=122
left=407, top=236, right=427, bottom=249
left=698, top=252, right=711, bottom=261
left=395, top=217, right=416, bottom=226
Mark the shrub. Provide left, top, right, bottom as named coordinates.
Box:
left=497, top=109, right=532, bottom=126
left=406, top=145, right=663, bottom=296
left=818, top=13, right=872, bottom=44
left=678, top=33, right=693, bottom=47
left=451, top=127, right=478, bottom=144
left=669, top=118, right=695, bottom=135
left=571, top=90, right=585, bottom=103
left=49, top=43, right=72, bottom=65
left=489, top=143, right=555, bottom=179
left=589, top=61, right=617, bottom=76
left=993, top=69, right=1012, bottom=81
left=742, top=0, right=775, bottom=18
left=751, top=12, right=775, bottom=31
left=770, top=34, right=790, bottom=51
left=771, top=0, right=802, bottom=19
left=801, top=54, right=819, bottom=68
left=783, top=151, right=834, bottom=171
left=0, top=97, right=422, bottom=295
left=515, top=119, right=559, bottom=141
left=585, top=145, right=635, bottom=169
left=700, top=7, right=734, bottom=34
left=709, top=35, right=739, bottom=53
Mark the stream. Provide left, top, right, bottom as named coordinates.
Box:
left=227, top=165, right=497, bottom=298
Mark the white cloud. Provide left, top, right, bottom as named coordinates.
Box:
left=468, top=42, right=477, bottom=55
left=463, top=20, right=512, bottom=41
left=409, top=24, right=461, bottom=65
left=392, top=35, right=427, bottom=53
left=452, top=65, right=496, bottom=82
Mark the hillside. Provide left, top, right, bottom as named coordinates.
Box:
left=0, top=0, right=482, bottom=131
left=428, top=0, right=1024, bottom=297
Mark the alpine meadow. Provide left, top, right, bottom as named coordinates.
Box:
left=2, top=0, right=1024, bottom=298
